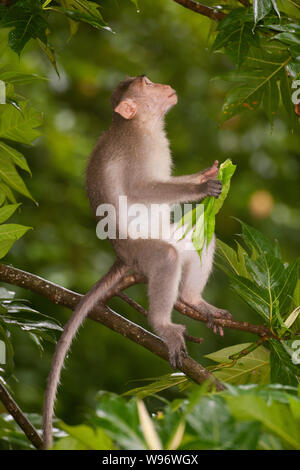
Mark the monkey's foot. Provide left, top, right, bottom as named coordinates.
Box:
left=160, top=324, right=188, bottom=370
left=182, top=300, right=231, bottom=336
left=199, top=304, right=231, bottom=336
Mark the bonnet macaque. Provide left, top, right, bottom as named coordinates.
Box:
left=43, top=75, right=231, bottom=449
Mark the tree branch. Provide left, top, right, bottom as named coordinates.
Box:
left=238, top=0, right=250, bottom=6
left=173, top=0, right=226, bottom=21
left=106, top=271, right=273, bottom=338
left=0, top=381, right=43, bottom=450
left=0, top=264, right=225, bottom=390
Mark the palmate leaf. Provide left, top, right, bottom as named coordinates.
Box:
left=221, top=39, right=299, bottom=129
left=245, top=255, right=298, bottom=321
left=213, top=9, right=257, bottom=68
left=229, top=273, right=271, bottom=320
left=0, top=0, right=48, bottom=55
left=238, top=219, right=279, bottom=258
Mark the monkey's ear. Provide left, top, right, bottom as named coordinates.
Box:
left=114, top=99, right=137, bottom=120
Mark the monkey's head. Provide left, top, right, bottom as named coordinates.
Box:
left=111, top=75, right=177, bottom=122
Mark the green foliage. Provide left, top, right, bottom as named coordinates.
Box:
left=49, top=385, right=300, bottom=450
left=213, top=1, right=300, bottom=129
left=216, top=220, right=300, bottom=386
left=53, top=422, right=113, bottom=450
left=0, top=286, right=62, bottom=379
left=0, top=0, right=48, bottom=56
left=0, top=69, right=43, bottom=259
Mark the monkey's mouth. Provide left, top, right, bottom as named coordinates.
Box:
left=168, top=92, right=177, bottom=99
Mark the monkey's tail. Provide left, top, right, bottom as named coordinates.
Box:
left=42, top=259, right=128, bottom=450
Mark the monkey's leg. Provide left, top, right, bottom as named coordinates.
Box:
left=122, top=239, right=187, bottom=369
left=178, top=235, right=232, bottom=335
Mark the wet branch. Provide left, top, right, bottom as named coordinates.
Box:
left=173, top=0, right=226, bottom=21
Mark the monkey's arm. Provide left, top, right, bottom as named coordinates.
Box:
left=128, top=180, right=222, bottom=204
left=171, top=160, right=219, bottom=185
left=171, top=173, right=203, bottom=184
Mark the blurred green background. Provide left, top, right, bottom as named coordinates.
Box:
left=0, top=0, right=299, bottom=424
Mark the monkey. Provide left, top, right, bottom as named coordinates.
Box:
left=43, top=75, right=231, bottom=449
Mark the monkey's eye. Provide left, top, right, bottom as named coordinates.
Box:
left=144, top=78, right=153, bottom=86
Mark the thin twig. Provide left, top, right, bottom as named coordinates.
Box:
left=0, top=381, right=43, bottom=449
left=173, top=0, right=226, bottom=21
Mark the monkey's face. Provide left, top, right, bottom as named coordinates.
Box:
left=136, top=75, right=178, bottom=116
left=113, top=76, right=177, bottom=122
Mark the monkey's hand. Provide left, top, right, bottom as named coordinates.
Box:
left=200, top=179, right=222, bottom=199
left=160, top=323, right=187, bottom=369
left=200, top=160, right=219, bottom=182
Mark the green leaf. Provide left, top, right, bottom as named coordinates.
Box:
left=185, top=394, right=260, bottom=450
left=276, top=0, right=300, bottom=19
left=238, top=219, right=278, bottom=258
left=177, top=159, right=236, bottom=259
left=230, top=273, right=271, bottom=319
left=0, top=148, right=34, bottom=200
left=0, top=204, right=20, bottom=224
left=206, top=343, right=270, bottom=385
left=0, top=71, right=45, bottom=85
left=48, top=0, right=112, bottom=33
left=0, top=183, right=17, bottom=204
left=0, top=224, right=31, bottom=242
left=0, top=141, right=31, bottom=174
left=253, top=0, right=273, bottom=25
left=224, top=393, right=300, bottom=449
left=280, top=69, right=299, bottom=131
left=0, top=102, right=42, bottom=145
left=213, top=9, right=256, bottom=68
left=37, top=39, right=59, bottom=76
left=130, top=0, right=139, bottom=10
left=215, top=238, right=248, bottom=278
left=0, top=0, right=48, bottom=55
left=202, top=159, right=236, bottom=255
left=54, top=423, right=113, bottom=450
left=269, top=339, right=300, bottom=386
left=90, top=392, right=146, bottom=450
left=263, top=76, right=279, bottom=123
left=123, top=373, right=190, bottom=399
left=0, top=240, right=14, bottom=259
